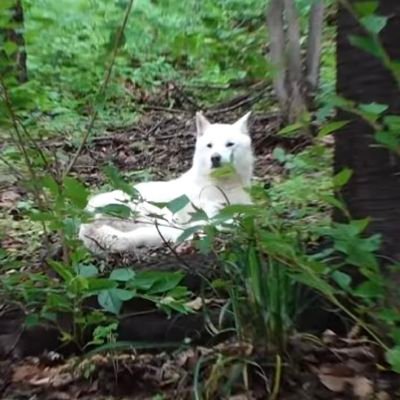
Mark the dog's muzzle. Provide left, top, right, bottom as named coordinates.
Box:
left=211, top=154, right=221, bottom=168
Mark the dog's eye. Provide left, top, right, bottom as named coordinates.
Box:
left=207, top=143, right=212, bottom=148
left=226, top=142, right=234, bottom=147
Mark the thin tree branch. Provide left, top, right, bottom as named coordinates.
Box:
left=63, top=0, right=136, bottom=178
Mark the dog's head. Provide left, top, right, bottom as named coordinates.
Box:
left=192, top=111, right=253, bottom=185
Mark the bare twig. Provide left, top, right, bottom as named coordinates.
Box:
left=63, top=0, right=136, bottom=178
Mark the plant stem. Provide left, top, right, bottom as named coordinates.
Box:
left=63, top=0, right=136, bottom=178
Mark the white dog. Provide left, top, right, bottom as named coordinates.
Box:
left=79, top=111, right=254, bottom=254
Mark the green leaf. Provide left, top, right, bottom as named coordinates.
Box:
left=375, top=131, right=400, bottom=152
left=333, top=168, right=353, bottom=187
left=86, top=278, right=117, bottom=292
left=355, top=280, right=384, bottom=299
left=332, top=270, right=352, bottom=290
left=48, top=260, right=74, bottom=283
left=130, top=271, right=184, bottom=294
left=63, top=177, right=89, bottom=208
left=177, top=225, right=202, bottom=243
left=386, top=347, right=400, bottom=373
left=361, top=15, right=388, bottom=34
left=278, top=122, right=303, bottom=136
left=210, top=163, right=236, bottom=179
left=110, top=268, right=135, bottom=282
left=320, top=194, right=348, bottom=214
left=350, top=218, right=370, bottom=233
left=272, top=147, right=286, bottom=163
left=76, top=264, right=98, bottom=278
left=40, top=176, right=59, bottom=196
left=353, top=1, right=378, bottom=17
left=0, top=0, right=16, bottom=11
left=318, top=121, right=349, bottom=138
left=97, top=203, right=133, bottom=218
left=103, top=164, right=137, bottom=197
left=148, top=272, right=184, bottom=295
left=98, top=289, right=123, bottom=314
left=24, top=313, right=41, bottom=327
left=165, top=195, right=190, bottom=214
left=114, top=288, right=135, bottom=301
left=349, top=35, right=384, bottom=59
left=359, top=102, right=388, bottom=115
left=3, top=41, right=18, bottom=56
left=384, top=115, right=400, bottom=131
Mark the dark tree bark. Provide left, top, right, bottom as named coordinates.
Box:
left=335, top=1, right=400, bottom=261
left=0, top=0, right=27, bottom=83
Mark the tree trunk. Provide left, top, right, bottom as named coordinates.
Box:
left=335, top=1, right=400, bottom=261
left=306, top=1, right=324, bottom=105
left=266, top=0, right=288, bottom=115
left=0, top=0, right=27, bottom=83
left=266, top=0, right=322, bottom=123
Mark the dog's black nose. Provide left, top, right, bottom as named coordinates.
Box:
left=211, top=154, right=221, bottom=168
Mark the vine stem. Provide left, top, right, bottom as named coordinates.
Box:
left=62, top=0, right=136, bottom=179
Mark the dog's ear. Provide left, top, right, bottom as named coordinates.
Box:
left=233, top=111, right=251, bottom=135
left=196, top=111, right=211, bottom=136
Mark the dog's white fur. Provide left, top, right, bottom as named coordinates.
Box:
left=79, top=112, right=254, bottom=254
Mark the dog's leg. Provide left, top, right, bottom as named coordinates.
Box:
left=80, top=223, right=184, bottom=254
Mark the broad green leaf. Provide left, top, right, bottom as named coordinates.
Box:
left=3, top=41, right=18, bottom=56
left=210, top=163, right=236, bottom=179
left=350, top=218, right=370, bottom=233
left=98, top=289, right=123, bottom=314
left=110, top=268, right=135, bottom=282
left=278, top=122, right=303, bottom=136
left=130, top=271, right=184, bottom=294
left=349, top=35, right=383, bottom=59
left=24, top=313, right=41, bottom=327
left=40, top=176, right=59, bottom=196
left=333, top=168, right=353, bottom=187
left=0, top=0, right=16, bottom=11
left=272, top=147, right=286, bottom=163
left=48, top=260, right=74, bottom=283
left=76, top=264, right=98, bottom=278
left=165, top=194, right=190, bottom=214
left=332, top=271, right=352, bottom=290
left=384, top=115, right=400, bottom=131
left=386, top=347, right=400, bottom=373
left=103, top=164, right=137, bottom=197
left=318, top=121, right=349, bottom=138
left=177, top=225, right=202, bottom=243
left=361, top=15, right=388, bottom=34
left=353, top=1, right=378, bottom=17
left=320, top=194, right=348, bottom=214
left=148, top=272, right=184, bottom=295
left=97, top=203, right=133, bottom=218
left=359, top=102, right=388, bottom=115
left=114, top=288, right=135, bottom=301
left=86, top=278, right=117, bottom=292
left=63, top=177, right=89, bottom=208
left=375, top=131, right=400, bottom=152
left=46, top=293, right=73, bottom=312
left=355, top=280, right=384, bottom=299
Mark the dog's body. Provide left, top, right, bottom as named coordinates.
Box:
left=79, top=112, right=254, bottom=254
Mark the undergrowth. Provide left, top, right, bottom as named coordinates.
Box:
left=1, top=1, right=400, bottom=398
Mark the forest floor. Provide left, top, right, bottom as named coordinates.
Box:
left=0, top=89, right=399, bottom=399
